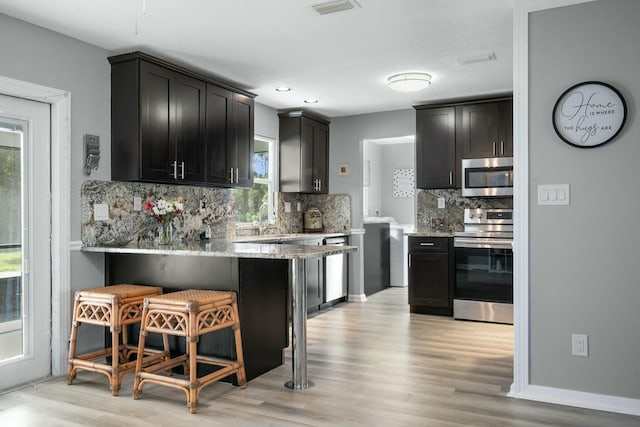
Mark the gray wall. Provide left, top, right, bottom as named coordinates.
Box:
left=0, top=12, right=112, bottom=350
left=362, top=142, right=382, bottom=217
left=379, top=142, right=415, bottom=225
left=529, top=0, right=640, bottom=398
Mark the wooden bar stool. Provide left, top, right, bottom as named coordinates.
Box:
left=67, top=284, right=169, bottom=396
left=133, top=289, right=247, bottom=413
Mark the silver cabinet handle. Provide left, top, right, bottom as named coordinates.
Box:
left=180, top=161, right=185, bottom=180
left=171, top=160, right=178, bottom=179
left=449, top=171, right=453, bottom=186
left=420, top=242, right=435, bottom=246
left=493, top=142, right=497, bottom=157
left=236, top=168, right=239, bottom=183
left=318, top=178, right=322, bottom=191
left=408, top=253, right=412, bottom=268
left=500, top=141, right=505, bottom=156
left=229, top=167, right=234, bottom=183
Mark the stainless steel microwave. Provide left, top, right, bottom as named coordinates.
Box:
left=461, top=157, right=513, bottom=197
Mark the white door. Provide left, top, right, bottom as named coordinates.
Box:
left=0, top=94, right=51, bottom=389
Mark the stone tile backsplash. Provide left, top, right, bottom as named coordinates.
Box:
left=81, top=180, right=351, bottom=246
left=416, top=189, right=512, bottom=233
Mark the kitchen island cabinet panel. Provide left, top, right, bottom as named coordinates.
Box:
left=105, top=254, right=288, bottom=382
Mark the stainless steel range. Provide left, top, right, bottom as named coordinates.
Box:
left=453, top=208, right=513, bottom=324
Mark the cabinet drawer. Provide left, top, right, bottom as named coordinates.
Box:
left=409, top=236, right=449, bottom=252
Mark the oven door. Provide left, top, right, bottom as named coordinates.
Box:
left=454, top=240, right=513, bottom=304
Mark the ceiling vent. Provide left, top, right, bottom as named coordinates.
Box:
left=312, top=0, right=359, bottom=15
left=458, top=52, right=497, bottom=66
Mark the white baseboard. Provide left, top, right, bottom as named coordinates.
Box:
left=510, top=384, right=640, bottom=416
left=348, top=293, right=367, bottom=302
left=70, top=240, right=82, bottom=251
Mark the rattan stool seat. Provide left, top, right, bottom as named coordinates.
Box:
left=67, top=284, right=169, bottom=396
left=133, top=289, right=246, bottom=413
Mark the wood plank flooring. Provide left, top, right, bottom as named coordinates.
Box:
left=1, top=287, right=639, bottom=426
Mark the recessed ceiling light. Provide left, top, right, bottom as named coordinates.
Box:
left=387, top=72, right=432, bottom=92
left=276, top=86, right=291, bottom=92
left=304, top=98, right=319, bottom=104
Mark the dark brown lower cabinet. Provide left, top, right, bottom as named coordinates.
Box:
left=105, top=254, right=288, bottom=383
left=408, top=236, right=453, bottom=315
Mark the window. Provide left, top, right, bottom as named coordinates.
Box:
left=233, top=136, right=277, bottom=224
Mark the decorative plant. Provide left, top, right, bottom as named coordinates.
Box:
left=145, top=197, right=184, bottom=244
left=144, top=197, right=184, bottom=223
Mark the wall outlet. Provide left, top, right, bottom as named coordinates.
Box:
left=133, top=196, right=142, bottom=211
left=572, top=334, right=588, bottom=357
left=297, top=202, right=302, bottom=212
left=284, top=202, right=291, bottom=213
left=93, top=203, right=110, bottom=221
left=437, top=197, right=446, bottom=209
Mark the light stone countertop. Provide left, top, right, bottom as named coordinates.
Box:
left=81, top=239, right=357, bottom=259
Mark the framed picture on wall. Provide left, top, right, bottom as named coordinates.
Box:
left=392, top=168, right=414, bottom=198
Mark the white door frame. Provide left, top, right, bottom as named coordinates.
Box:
left=0, top=76, right=70, bottom=376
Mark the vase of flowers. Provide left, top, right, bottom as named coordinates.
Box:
left=145, top=197, right=184, bottom=245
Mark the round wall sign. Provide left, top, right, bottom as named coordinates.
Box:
left=552, top=81, right=627, bottom=148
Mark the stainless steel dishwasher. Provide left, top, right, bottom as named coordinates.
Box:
left=323, top=237, right=348, bottom=303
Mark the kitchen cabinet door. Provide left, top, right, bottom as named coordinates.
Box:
left=279, top=112, right=330, bottom=194
left=175, top=73, right=206, bottom=183
left=139, top=60, right=176, bottom=182
left=231, top=92, right=254, bottom=187
left=205, top=84, right=233, bottom=185
left=415, top=106, right=456, bottom=189
left=204, top=86, right=254, bottom=187
left=498, top=100, right=513, bottom=157
left=457, top=99, right=512, bottom=159
left=408, top=237, right=453, bottom=315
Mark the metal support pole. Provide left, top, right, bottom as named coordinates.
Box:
left=285, top=257, right=312, bottom=389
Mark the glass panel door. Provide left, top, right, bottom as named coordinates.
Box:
left=0, top=94, right=51, bottom=390
left=0, top=123, right=23, bottom=361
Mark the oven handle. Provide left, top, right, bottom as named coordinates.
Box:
left=454, top=238, right=513, bottom=250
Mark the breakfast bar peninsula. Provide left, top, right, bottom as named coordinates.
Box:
left=83, top=239, right=357, bottom=390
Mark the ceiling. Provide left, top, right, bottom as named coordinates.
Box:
left=0, top=0, right=514, bottom=118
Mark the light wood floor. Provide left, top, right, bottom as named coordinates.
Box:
left=1, top=287, right=639, bottom=426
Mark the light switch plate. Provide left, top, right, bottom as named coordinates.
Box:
left=437, top=197, right=446, bottom=209
left=133, top=196, right=142, bottom=211
left=94, top=203, right=110, bottom=221
left=538, top=184, right=570, bottom=205
left=284, top=202, right=291, bottom=213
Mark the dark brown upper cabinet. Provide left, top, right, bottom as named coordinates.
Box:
left=279, top=111, right=330, bottom=194
left=415, top=106, right=457, bottom=189
left=109, top=51, right=255, bottom=187
left=457, top=99, right=513, bottom=159
left=414, top=96, right=512, bottom=190
left=204, top=84, right=254, bottom=187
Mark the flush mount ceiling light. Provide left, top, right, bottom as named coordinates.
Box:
left=312, top=0, right=360, bottom=15
left=304, top=97, right=319, bottom=104
left=275, top=86, right=291, bottom=92
left=387, top=72, right=432, bottom=92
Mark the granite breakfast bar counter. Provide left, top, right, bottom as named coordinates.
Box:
left=82, top=240, right=357, bottom=390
